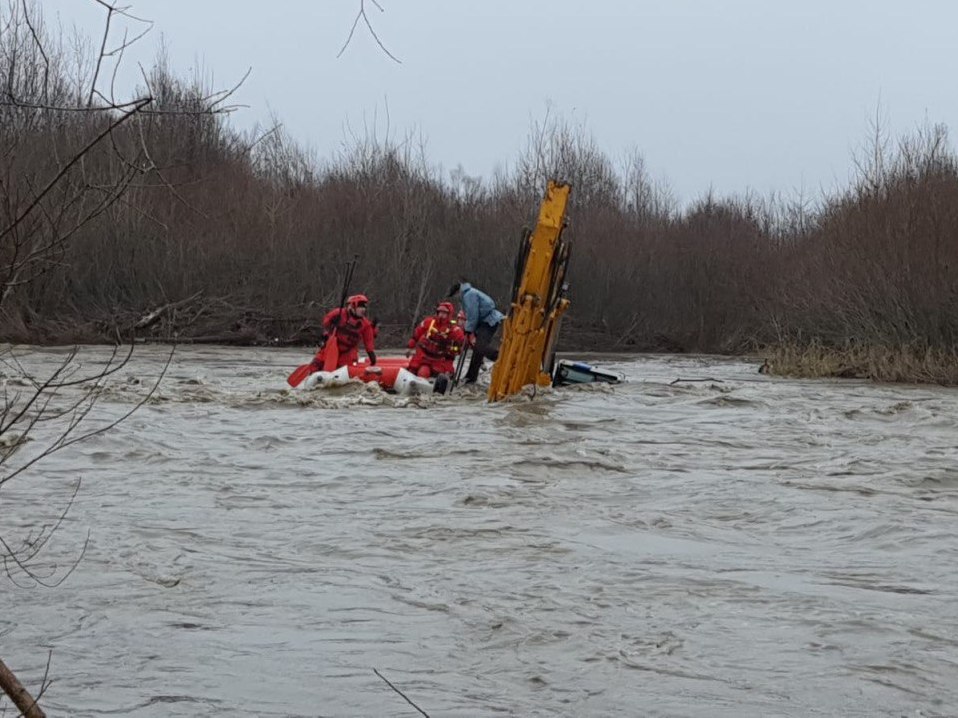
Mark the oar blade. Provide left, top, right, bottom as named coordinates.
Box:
left=287, top=363, right=314, bottom=388
left=322, top=332, right=340, bottom=372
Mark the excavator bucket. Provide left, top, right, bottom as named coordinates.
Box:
left=488, top=180, right=572, bottom=402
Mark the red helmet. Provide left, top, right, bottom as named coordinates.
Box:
left=436, top=301, right=454, bottom=315
left=347, top=294, right=369, bottom=308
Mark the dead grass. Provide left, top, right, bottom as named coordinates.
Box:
left=764, top=341, right=958, bottom=385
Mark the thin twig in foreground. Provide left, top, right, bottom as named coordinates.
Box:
left=373, top=668, right=430, bottom=717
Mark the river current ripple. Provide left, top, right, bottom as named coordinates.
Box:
left=2, top=346, right=957, bottom=717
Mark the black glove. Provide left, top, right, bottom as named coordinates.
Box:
left=367, top=350, right=377, bottom=366
left=371, top=317, right=379, bottom=329
left=328, top=313, right=341, bottom=328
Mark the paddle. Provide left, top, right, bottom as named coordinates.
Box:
left=323, top=255, right=359, bottom=370
left=286, top=362, right=314, bottom=388
left=286, top=255, right=359, bottom=387
left=451, top=338, right=470, bottom=390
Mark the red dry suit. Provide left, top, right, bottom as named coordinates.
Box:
left=407, top=308, right=465, bottom=378
left=313, top=306, right=376, bottom=369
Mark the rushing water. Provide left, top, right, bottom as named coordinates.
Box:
left=2, top=345, right=957, bottom=717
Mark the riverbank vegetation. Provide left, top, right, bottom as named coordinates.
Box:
left=3, top=6, right=957, bottom=385
left=1, top=2, right=209, bottom=712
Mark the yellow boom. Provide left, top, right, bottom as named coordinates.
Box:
left=488, top=180, right=572, bottom=402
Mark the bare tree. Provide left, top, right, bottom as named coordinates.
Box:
left=0, top=1, right=242, bottom=713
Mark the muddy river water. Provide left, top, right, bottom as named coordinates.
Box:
left=2, top=345, right=957, bottom=717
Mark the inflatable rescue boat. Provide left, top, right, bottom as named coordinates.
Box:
left=301, top=356, right=449, bottom=396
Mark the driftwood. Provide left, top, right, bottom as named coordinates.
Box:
left=0, top=657, right=45, bottom=718
left=165, top=330, right=262, bottom=345
left=132, top=291, right=204, bottom=331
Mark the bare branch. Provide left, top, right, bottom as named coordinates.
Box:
left=373, top=669, right=430, bottom=718
left=337, top=0, right=401, bottom=63
left=0, top=655, right=46, bottom=717
left=87, top=0, right=114, bottom=106
left=20, top=0, right=49, bottom=101
left=0, top=95, right=151, bottom=244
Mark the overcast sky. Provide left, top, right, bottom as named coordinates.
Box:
left=42, top=0, right=958, bottom=203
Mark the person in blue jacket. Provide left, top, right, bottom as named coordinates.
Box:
left=448, top=281, right=505, bottom=384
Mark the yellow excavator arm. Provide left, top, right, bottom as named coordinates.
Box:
left=488, top=180, right=572, bottom=402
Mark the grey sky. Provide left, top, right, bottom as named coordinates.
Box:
left=43, top=0, right=958, bottom=203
